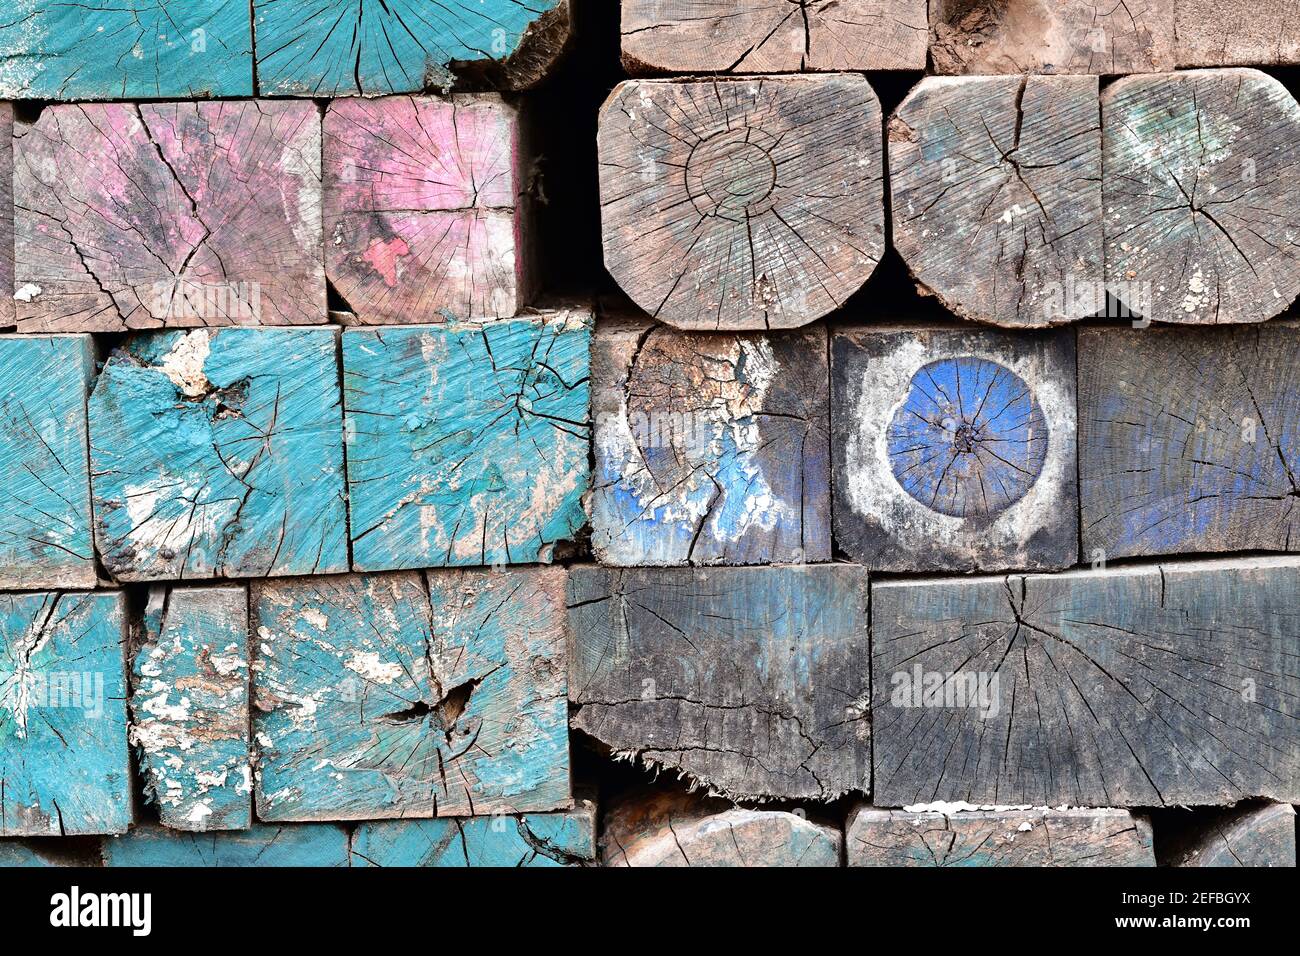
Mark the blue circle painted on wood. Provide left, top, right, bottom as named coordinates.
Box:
left=887, top=357, right=1048, bottom=518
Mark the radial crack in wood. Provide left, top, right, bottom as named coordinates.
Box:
left=1166, top=801, right=1297, bottom=867
left=101, top=822, right=349, bottom=866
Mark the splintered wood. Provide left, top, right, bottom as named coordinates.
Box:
left=872, top=557, right=1300, bottom=807
left=13, top=101, right=324, bottom=332
left=889, top=75, right=1104, bottom=327
left=599, top=75, right=884, bottom=330
left=568, top=565, right=871, bottom=802
left=324, top=95, right=535, bottom=324
left=620, top=1, right=928, bottom=73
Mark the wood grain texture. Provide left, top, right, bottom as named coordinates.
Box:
left=1175, top=0, right=1300, bottom=66
left=102, top=822, right=349, bottom=866
left=590, top=317, right=830, bottom=566
left=568, top=564, right=871, bottom=802
left=600, top=789, right=841, bottom=867
left=0, top=103, right=11, bottom=327
left=0, top=335, right=97, bottom=589
left=832, top=325, right=1078, bottom=572
left=1079, top=324, right=1300, bottom=560
left=352, top=795, right=596, bottom=866
left=930, top=0, right=1175, bottom=74
left=1102, top=69, right=1300, bottom=325
left=621, top=0, right=927, bottom=73
left=847, top=806, right=1155, bottom=866
left=890, top=75, right=1103, bottom=327
left=14, top=100, right=324, bottom=332
left=872, top=557, right=1300, bottom=807
left=0, top=0, right=253, bottom=99
left=88, top=328, right=349, bottom=581
left=598, top=75, right=884, bottom=330
left=324, top=94, right=535, bottom=324
left=0, top=591, right=131, bottom=836
left=253, top=0, right=570, bottom=95
left=0, top=837, right=99, bottom=866
left=254, top=568, right=570, bottom=821
left=1167, top=801, right=1296, bottom=867
left=343, top=312, right=591, bottom=571
left=130, top=586, right=250, bottom=832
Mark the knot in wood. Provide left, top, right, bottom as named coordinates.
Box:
left=686, top=128, right=778, bottom=221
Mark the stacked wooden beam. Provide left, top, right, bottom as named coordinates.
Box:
left=2, top=1, right=1299, bottom=872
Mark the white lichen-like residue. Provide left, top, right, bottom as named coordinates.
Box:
left=156, top=329, right=212, bottom=397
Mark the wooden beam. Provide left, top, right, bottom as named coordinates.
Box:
left=1175, top=0, right=1300, bottom=66
left=253, top=0, right=571, bottom=95
left=831, top=324, right=1078, bottom=572
left=847, top=806, right=1155, bottom=866
left=0, top=591, right=131, bottom=836
left=1167, top=802, right=1297, bottom=867
left=0, top=103, right=12, bottom=328
left=102, top=822, right=349, bottom=866
left=324, top=94, right=536, bottom=324
left=1079, top=324, right=1300, bottom=561
left=590, top=316, right=831, bottom=566
left=0, top=334, right=97, bottom=589
left=568, top=564, right=871, bottom=802
left=130, top=585, right=250, bottom=831
left=352, top=795, right=597, bottom=866
left=342, top=312, right=591, bottom=571
left=1102, top=69, right=1300, bottom=325
left=601, top=789, right=841, bottom=867
left=889, top=75, right=1104, bottom=327
left=13, top=100, right=324, bottom=332
left=253, top=568, right=570, bottom=821
left=930, top=0, right=1175, bottom=74
left=0, top=0, right=253, bottom=99
left=598, top=75, right=884, bottom=330
left=88, top=328, right=349, bottom=581
left=872, top=557, right=1300, bottom=807
left=621, top=1, right=927, bottom=73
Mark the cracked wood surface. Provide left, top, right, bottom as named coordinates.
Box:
left=872, top=557, right=1300, bottom=807
left=102, top=822, right=349, bottom=866
left=600, top=789, right=840, bottom=866
left=130, top=585, right=250, bottom=832
left=253, top=568, right=570, bottom=821
left=847, top=806, right=1155, bottom=866
left=352, top=795, right=596, bottom=866
left=1167, top=801, right=1296, bottom=867
left=930, top=0, right=1175, bottom=74
left=324, top=94, right=534, bottom=324
left=14, top=100, right=324, bottom=332
left=88, top=328, right=349, bottom=581
left=253, top=0, right=570, bottom=95
left=590, top=316, right=830, bottom=566
left=1175, top=0, right=1300, bottom=66
left=0, top=591, right=131, bottom=836
left=0, top=103, right=11, bottom=327
left=621, top=0, right=927, bottom=73
left=343, top=312, right=591, bottom=571
left=832, top=324, right=1078, bottom=572
left=0, top=0, right=253, bottom=99
left=0, top=335, right=97, bottom=589
left=1102, top=69, right=1300, bottom=325
left=568, top=564, right=871, bottom=802
left=890, top=75, right=1104, bottom=328
left=598, top=75, right=883, bottom=330
left=1079, top=324, right=1300, bottom=560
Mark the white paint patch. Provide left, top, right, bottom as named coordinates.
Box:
left=344, top=650, right=403, bottom=684
left=14, top=282, right=42, bottom=302
left=156, top=329, right=212, bottom=397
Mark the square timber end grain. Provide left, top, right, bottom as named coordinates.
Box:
left=598, top=74, right=884, bottom=331
left=590, top=317, right=831, bottom=566
left=567, top=564, right=871, bottom=803
left=0, top=334, right=97, bottom=589
left=253, top=568, right=570, bottom=822
left=88, top=327, right=349, bottom=582
left=871, top=557, right=1300, bottom=808
left=831, top=324, right=1078, bottom=572
left=0, top=0, right=253, bottom=99
left=102, top=822, right=350, bottom=867
left=620, top=1, right=927, bottom=73
left=343, top=311, right=591, bottom=571
left=0, top=591, right=131, bottom=836
left=324, top=94, right=536, bottom=325
left=130, top=585, right=251, bottom=832
left=14, top=100, right=323, bottom=332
